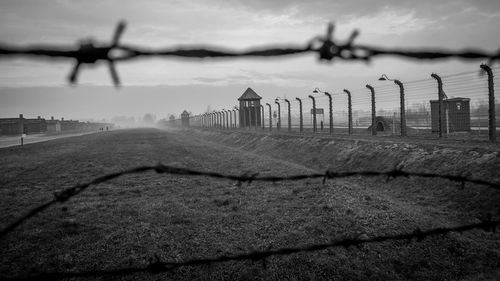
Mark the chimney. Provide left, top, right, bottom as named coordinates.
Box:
left=61, top=117, right=64, bottom=121
left=19, top=114, right=23, bottom=119
left=38, top=116, right=41, bottom=120
left=51, top=116, right=54, bottom=120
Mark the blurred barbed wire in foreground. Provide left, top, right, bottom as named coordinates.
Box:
left=1, top=163, right=499, bottom=239
left=1, top=163, right=499, bottom=280
left=0, top=21, right=498, bottom=86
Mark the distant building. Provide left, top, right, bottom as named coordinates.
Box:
left=0, top=114, right=47, bottom=135
left=238, top=87, right=262, bottom=128
left=181, top=110, right=190, bottom=127
left=46, top=116, right=61, bottom=133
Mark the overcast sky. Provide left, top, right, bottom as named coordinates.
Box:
left=0, top=0, right=499, bottom=121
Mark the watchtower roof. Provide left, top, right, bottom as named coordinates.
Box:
left=238, top=88, right=262, bottom=101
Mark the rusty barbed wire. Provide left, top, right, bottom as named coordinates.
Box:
left=1, top=163, right=499, bottom=239
left=2, top=218, right=499, bottom=281
left=0, top=21, right=499, bottom=86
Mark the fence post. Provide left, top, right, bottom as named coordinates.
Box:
left=366, top=84, right=376, bottom=136
left=265, top=103, right=272, bottom=131
left=226, top=110, right=230, bottom=129
left=308, top=95, right=317, bottom=132
left=219, top=110, right=224, bottom=129
left=296, top=98, right=303, bottom=133
left=324, top=92, right=333, bottom=134
left=253, top=105, right=257, bottom=130
left=394, top=80, right=406, bottom=137
left=260, top=105, right=265, bottom=129
left=275, top=100, right=281, bottom=131
left=480, top=64, right=496, bottom=142
left=284, top=99, right=291, bottom=132
left=233, top=110, right=237, bottom=128
left=431, top=73, right=445, bottom=138
left=343, top=89, right=352, bottom=135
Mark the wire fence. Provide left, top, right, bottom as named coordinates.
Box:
left=188, top=65, right=500, bottom=142
left=1, top=163, right=500, bottom=280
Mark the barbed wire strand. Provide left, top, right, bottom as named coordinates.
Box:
left=0, top=21, right=499, bottom=86
left=3, top=218, right=499, bottom=281
left=1, top=163, right=499, bottom=240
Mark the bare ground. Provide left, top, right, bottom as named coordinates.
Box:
left=0, top=128, right=499, bottom=281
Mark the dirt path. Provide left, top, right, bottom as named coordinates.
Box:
left=1, top=128, right=499, bottom=281
left=0, top=131, right=102, bottom=148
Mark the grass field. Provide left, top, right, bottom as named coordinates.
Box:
left=1, top=128, right=500, bottom=280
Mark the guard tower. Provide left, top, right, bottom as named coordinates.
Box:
left=169, top=114, right=176, bottom=125
left=181, top=110, right=190, bottom=127
left=238, top=87, right=262, bottom=128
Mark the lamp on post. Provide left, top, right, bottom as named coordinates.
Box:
left=378, top=74, right=406, bottom=137
left=313, top=88, right=333, bottom=134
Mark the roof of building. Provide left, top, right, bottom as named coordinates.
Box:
left=181, top=110, right=189, bottom=116
left=238, top=88, right=262, bottom=100
left=430, top=97, right=470, bottom=102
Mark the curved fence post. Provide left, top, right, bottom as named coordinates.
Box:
left=480, top=64, right=496, bottom=142
left=284, top=99, right=291, bottom=132
left=308, top=95, right=317, bottom=132
left=266, top=103, right=272, bottom=131
left=254, top=105, right=258, bottom=130
left=260, top=105, right=265, bottom=129
left=343, top=89, right=352, bottom=135
left=366, top=84, right=376, bottom=136
left=394, top=80, right=406, bottom=137
left=296, top=98, right=303, bottom=133
left=275, top=100, right=281, bottom=131
left=431, top=73, right=445, bottom=138
left=324, top=92, right=333, bottom=134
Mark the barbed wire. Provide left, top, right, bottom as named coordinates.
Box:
left=2, top=218, right=499, bottom=281
left=0, top=22, right=498, bottom=86
left=1, top=163, right=499, bottom=240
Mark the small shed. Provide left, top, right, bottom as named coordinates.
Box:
left=238, top=88, right=262, bottom=127
left=430, top=98, right=470, bottom=132
left=181, top=110, right=190, bottom=127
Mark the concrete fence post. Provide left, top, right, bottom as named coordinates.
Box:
left=366, top=84, right=376, bottom=136
left=343, top=89, right=352, bottom=135
left=394, top=80, right=406, bottom=137
left=275, top=100, right=281, bottom=131
left=266, top=103, right=272, bottom=131
left=296, top=98, right=303, bottom=133
left=284, top=99, right=291, bottom=132
left=324, top=92, right=333, bottom=134
left=431, top=73, right=445, bottom=138
left=260, top=105, right=265, bottom=129
left=480, top=64, right=496, bottom=142
left=308, top=95, right=317, bottom=132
